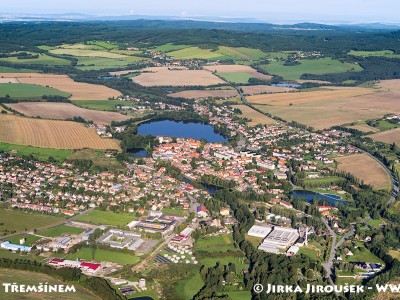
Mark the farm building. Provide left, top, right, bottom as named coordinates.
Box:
left=0, top=241, right=31, bottom=252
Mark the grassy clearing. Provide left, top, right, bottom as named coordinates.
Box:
left=348, top=50, right=400, bottom=58
left=226, top=291, right=252, bottom=300
left=64, top=247, right=140, bottom=265
left=298, top=241, right=324, bottom=260
left=219, top=72, right=253, bottom=84
left=200, top=255, right=248, bottom=271
left=168, top=47, right=227, bottom=60
left=0, top=142, right=73, bottom=161
left=259, top=58, right=362, bottom=80
left=0, top=269, right=100, bottom=300
left=8, top=234, right=42, bottom=246
left=194, top=234, right=236, bottom=253
left=367, top=219, right=384, bottom=229
left=39, top=225, right=85, bottom=237
left=71, top=100, right=133, bottom=111
left=0, top=249, right=41, bottom=261
left=74, top=210, right=135, bottom=227
left=75, top=56, right=143, bottom=70
left=0, top=83, right=70, bottom=98
left=67, top=149, right=124, bottom=171
left=175, top=271, right=203, bottom=300
left=344, top=246, right=384, bottom=263
left=217, top=46, right=268, bottom=60
left=388, top=249, right=400, bottom=260
left=245, top=235, right=263, bottom=248
left=0, top=209, right=65, bottom=235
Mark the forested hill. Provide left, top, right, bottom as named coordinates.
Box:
left=0, top=21, right=400, bottom=55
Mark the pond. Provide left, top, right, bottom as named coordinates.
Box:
left=292, top=190, right=348, bottom=206
left=128, top=148, right=147, bottom=158
left=137, top=120, right=227, bottom=143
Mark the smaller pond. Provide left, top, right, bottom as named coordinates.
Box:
left=128, top=148, right=147, bottom=158
left=292, top=190, right=348, bottom=206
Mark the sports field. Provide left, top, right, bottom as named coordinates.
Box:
left=8, top=102, right=130, bottom=125
left=0, top=209, right=65, bottom=235
left=39, top=225, right=85, bottom=237
left=249, top=85, right=400, bottom=129
left=168, top=89, right=238, bottom=99
left=335, top=153, right=391, bottom=189
left=194, top=234, right=236, bottom=253
left=0, top=269, right=100, bottom=300
left=74, top=210, right=135, bottom=226
left=0, top=114, right=121, bottom=150
left=259, top=58, right=362, bottom=80
left=0, top=73, right=121, bottom=100
left=232, top=105, right=276, bottom=126
left=132, top=67, right=225, bottom=86
left=0, top=83, right=70, bottom=98
left=64, top=247, right=140, bottom=265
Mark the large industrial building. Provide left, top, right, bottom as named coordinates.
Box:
left=97, top=229, right=144, bottom=250
left=247, top=225, right=272, bottom=238
left=258, top=226, right=300, bottom=254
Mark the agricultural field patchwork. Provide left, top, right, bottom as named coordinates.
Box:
left=0, top=52, right=71, bottom=66
left=0, top=114, right=121, bottom=150
left=168, top=89, right=238, bottom=99
left=335, top=153, right=391, bottom=189
left=8, top=102, right=130, bottom=125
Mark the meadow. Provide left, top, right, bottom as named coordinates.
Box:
left=0, top=114, right=121, bottom=150
left=0, top=209, right=65, bottom=235
left=0, top=142, right=73, bottom=161
left=64, top=247, right=140, bottom=265
left=348, top=50, right=400, bottom=58
left=67, top=149, right=124, bottom=171
left=175, top=271, right=203, bottom=300
left=0, top=52, right=71, bottom=66
left=8, top=234, right=42, bottom=246
left=259, top=58, right=362, bottom=80
left=335, top=153, right=391, bottom=189
left=154, top=43, right=190, bottom=52
left=74, top=209, right=135, bottom=226
left=39, top=225, right=85, bottom=237
left=0, top=269, right=100, bottom=300
left=71, top=100, right=134, bottom=111
left=194, top=234, right=236, bottom=253
left=219, top=72, right=253, bottom=84
left=8, top=102, right=130, bottom=125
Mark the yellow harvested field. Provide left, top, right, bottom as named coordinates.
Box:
left=0, top=73, right=121, bottom=100
left=248, top=87, right=373, bottom=105
left=232, top=105, right=276, bottom=126
left=239, top=85, right=296, bottom=95
left=203, top=64, right=272, bottom=80
left=7, top=102, right=130, bottom=125
left=132, top=67, right=225, bottom=86
left=168, top=89, right=238, bottom=99
left=49, top=48, right=127, bottom=59
left=335, top=153, right=391, bottom=189
left=0, top=114, right=120, bottom=150
left=249, top=84, right=400, bottom=129
left=368, top=128, right=400, bottom=145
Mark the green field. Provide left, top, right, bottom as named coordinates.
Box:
left=67, top=149, right=124, bottom=171
left=175, top=271, right=203, bottom=300
left=367, top=218, right=384, bottom=229
left=217, top=46, right=268, bottom=61
left=302, top=176, right=344, bottom=185
left=75, top=56, right=143, bottom=70
left=0, top=269, right=100, bottom=300
left=0, top=66, right=37, bottom=73
left=0, top=142, right=73, bottom=161
left=161, top=207, right=187, bottom=216
left=0, top=53, right=71, bottom=66
left=344, top=246, right=384, bottom=263
left=200, top=255, right=248, bottom=271
left=154, top=44, right=190, bottom=52
left=71, top=100, right=133, bottom=111
left=348, top=50, right=400, bottom=58
left=0, top=83, right=70, bottom=99
left=39, top=225, right=85, bottom=237
left=0, top=209, right=65, bottom=235
left=8, top=234, right=42, bottom=246
left=219, top=72, right=253, bottom=84
left=88, top=41, right=119, bottom=50
left=259, top=58, right=363, bottom=80
left=194, top=234, right=236, bottom=253
left=75, top=210, right=135, bottom=226
left=226, top=291, right=252, bottom=300
left=0, top=249, right=41, bottom=261
left=64, top=247, right=140, bottom=265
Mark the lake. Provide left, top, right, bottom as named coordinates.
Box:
left=137, top=120, right=227, bottom=143
left=292, top=190, right=348, bottom=206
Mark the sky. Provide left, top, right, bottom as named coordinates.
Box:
left=2, top=0, right=400, bottom=24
